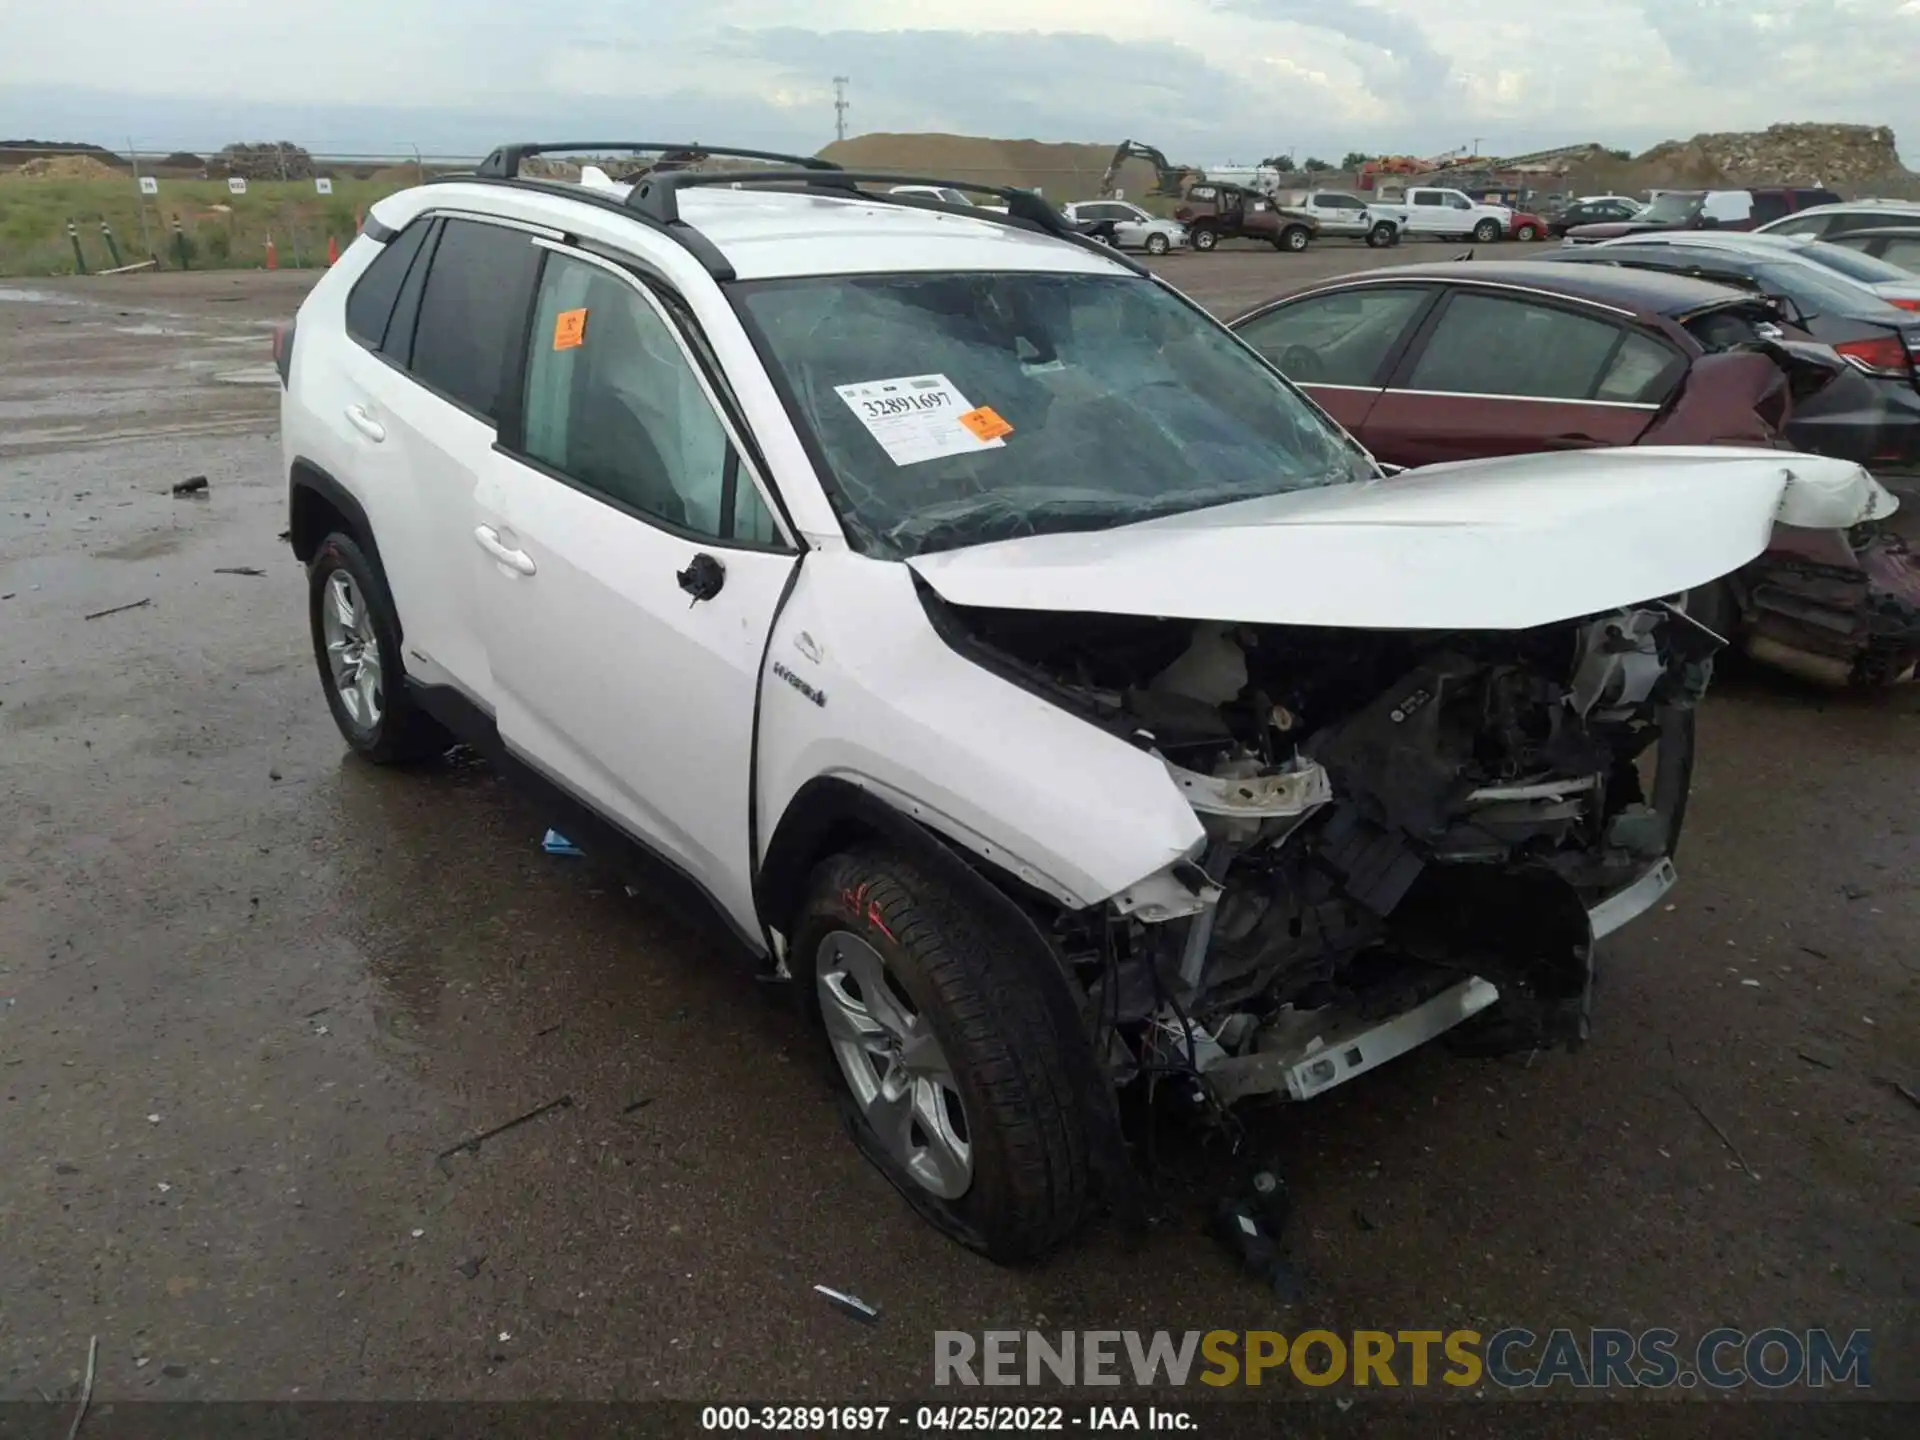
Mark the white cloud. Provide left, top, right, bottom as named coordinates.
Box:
left=0, top=1, right=1913, bottom=164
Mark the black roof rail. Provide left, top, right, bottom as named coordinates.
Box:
left=624, top=168, right=1148, bottom=275
left=474, top=142, right=840, bottom=180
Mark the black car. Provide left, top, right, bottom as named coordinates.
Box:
left=1541, top=244, right=1920, bottom=486
left=1546, top=197, right=1641, bottom=237
left=1824, top=226, right=1920, bottom=275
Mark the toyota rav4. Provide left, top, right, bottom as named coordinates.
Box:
left=277, top=144, right=1890, bottom=1260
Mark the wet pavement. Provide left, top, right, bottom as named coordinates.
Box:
left=1, top=257, right=1916, bottom=1422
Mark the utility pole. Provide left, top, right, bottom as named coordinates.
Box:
left=833, top=76, right=850, bottom=143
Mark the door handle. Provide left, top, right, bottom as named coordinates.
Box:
left=474, top=525, right=536, bottom=576
left=344, top=404, right=386, bottom=443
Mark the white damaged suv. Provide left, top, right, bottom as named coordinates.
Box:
left=278, top=144, right=1891, bottom=1260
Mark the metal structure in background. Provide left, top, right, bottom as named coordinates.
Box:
left=834, top=77, right=851, bottom=144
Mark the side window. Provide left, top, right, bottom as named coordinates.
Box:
left=1236, top=287, right=1429, bottom=387
left=1412, top=191, right=1440, bottom=207
left=1881, top=237, right=1920, bottom=270
left=1596, top=332, right=1684, bottom=403
left=1825, top=209, right=1887, bottom=236
left=345, top=218, right=432, bottom=350
left=1405, top=293, right=1633, bottom=401
left=519, top=253, right=777, bottom=545
left=409, top=219, right=541, bottom=422
left=1749, top=191, right=1791, bottom=224
left=1703, top=191, right=1753, bottom=223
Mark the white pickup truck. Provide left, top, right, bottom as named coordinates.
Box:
left=1275, top=190, right=1402, bottom=247
left=1367, top=186, right=1513, bottom=243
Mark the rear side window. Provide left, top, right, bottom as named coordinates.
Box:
left=1877, top=236, right=1920, bottom=270
left=345, top=219, right=432, bottom=349
left=409, top=219, right=541, bottom=422
left=1236, top=287, right=1429, bottom=387
left=1749, top=192, right=1791, bottom=225
left=1405, top=293, right=1639, bottom=401
left=1762, top=213, right=1827, bottom=238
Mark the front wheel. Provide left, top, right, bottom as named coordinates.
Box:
left=794, top=848, right=1090, bottom=1261
left=1366, top=222, right=1395, bottom=248
left=1191, top=226, right=1218, bottom=252
left=1515, top=223, right=1539, bottom=241
left=1473, top=218, right=1503, bottom=244
left=1145, top=232, right=1170, bottom=256
left=1279, top=225, right=1310, bottom=252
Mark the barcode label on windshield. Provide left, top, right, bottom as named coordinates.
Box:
left=835, top=373, right=1008, bottom=466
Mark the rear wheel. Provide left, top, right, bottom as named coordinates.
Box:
left=793, top=847, right=1090, bottom=1261
left=1473, top=218, right=1503, bottom=244
left=306, top=532, right=449, bottom=764
left=1279, top=225, right=1310, bottom=252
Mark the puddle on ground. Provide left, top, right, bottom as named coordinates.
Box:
left=94, top=532, right=186, bottom=561
left=0, top=287, right=80, bottom=305
left=113, top=323, right=203, bottom=338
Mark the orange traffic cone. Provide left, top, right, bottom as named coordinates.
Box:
left=355, top=209, right=364, bottom=234
left=326, top=235, right=340, bottom=266
left=265, top=235, right=278, bottom=270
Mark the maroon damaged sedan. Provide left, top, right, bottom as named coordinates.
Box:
left=1230, top=260, right=1920, bottom=686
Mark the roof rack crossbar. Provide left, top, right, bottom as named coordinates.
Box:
left=622, top=168, right=1144, bottom=272
left=474, top=142, right=841, bottom=180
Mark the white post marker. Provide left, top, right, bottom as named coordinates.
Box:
left=138, top=175, right=158, bottom=196
left=315, top=177, right=333, bottom=195
left=228, top=177, right=248, bottom=196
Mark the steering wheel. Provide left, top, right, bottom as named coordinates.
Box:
left=1276, top=344, right=1327, bottom=382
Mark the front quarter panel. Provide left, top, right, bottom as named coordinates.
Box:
left=755, top=554, right=1207, bottom=911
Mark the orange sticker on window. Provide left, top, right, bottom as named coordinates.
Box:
left=552, top=307, right=588, bottom=350
left=959, top=405, right=1013, bottom=442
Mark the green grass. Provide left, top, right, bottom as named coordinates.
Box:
left=0, top=175, right=416, bottom=277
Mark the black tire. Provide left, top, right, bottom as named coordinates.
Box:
left=1516, top=223, right=1538, bottom=242
left=1191, top=226, right=1218, bottom=252
left=1145, top=232, right=1170, bottom=256
left=1473, top=218, right=1503, bottom=244
left=306, top=531, right=449, bottom=764
left=1366, top=222, right=1395, bottom=248
left=1279, top=225, right=1310, bottom=252
left=793, top=846, right=1090, bottom=1261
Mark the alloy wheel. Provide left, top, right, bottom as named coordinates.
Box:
left=816, top=932, right=973, bottom=1200
left=321, top=570, right=383, bottom=731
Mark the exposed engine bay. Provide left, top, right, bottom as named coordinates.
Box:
left=939, top=597, right=1723, bottom=1107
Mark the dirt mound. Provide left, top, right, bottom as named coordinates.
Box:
left=0, top=154, right=124, bottom=181
left=216, top=142, right=316, bottom=180
left=818, top=133, right=1158, bottom=202
left=1629, top=123, right=1908, bottom=186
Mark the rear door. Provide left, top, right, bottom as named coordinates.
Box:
left=1231, top=285, right=1436, bottom=434
left=338, top=213, right=545, bottom=699
left=1360, top=288, right=1684, bottom=465
left=473, top=244, right=798, bottom=937
left=1405, top=189, right=1450, bottom=236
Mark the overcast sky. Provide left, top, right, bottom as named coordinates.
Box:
left=3, top=1, right=1914, bottom=163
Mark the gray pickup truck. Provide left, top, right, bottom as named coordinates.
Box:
left=1276, top=190, right=1401, bottom=247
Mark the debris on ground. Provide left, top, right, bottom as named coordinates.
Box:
left=214, top=566, right=266, bottom=577
left=814, top=1284, right=882, bottom=1326
left=1877, top=1077, right=1920, bottom=1113
left=435, top=1095, right=575, bottom=1170
left=541, top=829, right=584, bottom=857
left=276, top=529, right=292, bottom=543
left=66, top=1334, right=96, bottom=1440
left=84, top=598, right=151, bottom=621
left=171, top=476, right=209, bottom=497
left=1209, top=1165, right=1303, bottom=1299
left=160, top=1363, right=188, bottom=1379
left=1797, top=1044, right=1839, bottom=1070
left=456, top=1255, right=486, bottom=1280
left=620, top=1097, right=655, bottom=1115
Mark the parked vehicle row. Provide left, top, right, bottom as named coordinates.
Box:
left=278, top=148, right=1894, bottom=1263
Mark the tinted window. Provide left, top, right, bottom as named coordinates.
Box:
left=1824, top=209, right=1908, bottom=237
left=1763, top=213, right=1827, bottom=238
left=1750, top=192, right=1791, bottom=224
left=345, top=219, right=431, bottom=349
left=1406, top=293, right=1633, bottom=401
left=1877, top=236, right=1920, bottom=270
left=1799, top=240, right=1912, bottom=284
left=520, top=254, right=776, bottom=544
left=1413, top=192, right=1442, bottom=206
left=1596, top=332, right=1683, bottom=402
left=1236, top=287, right=1429, bottom=387
left=409, top=219, right=540, bottom=421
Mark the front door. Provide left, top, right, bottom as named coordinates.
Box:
left=1361, top=289, right=1678, bottom=465
left=1231, top=285, right=1436, bottom=436
left=472, top=245, right=798, bottom=936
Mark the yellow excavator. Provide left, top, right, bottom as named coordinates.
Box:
left=1098, top=140, right=1199, bottom=199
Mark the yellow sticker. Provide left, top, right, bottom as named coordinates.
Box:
left=552, top=307, right=588, bottom=350
left=959, top=405, right=1013, bottom=442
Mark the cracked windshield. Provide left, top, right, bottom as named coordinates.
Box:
left=733, top=271, right=1371, bottom=558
